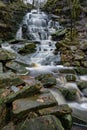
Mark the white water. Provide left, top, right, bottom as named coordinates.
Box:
left=16, top=0, right=87, bottom=124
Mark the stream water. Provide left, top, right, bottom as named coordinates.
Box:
left=2, top=0, right=87, bottom=129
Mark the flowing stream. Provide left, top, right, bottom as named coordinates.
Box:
left=3, top=0, right=87, bottom=129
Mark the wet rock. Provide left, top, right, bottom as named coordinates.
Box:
left=82, top=88, right=87, bottom=97
left=66, top=74, right=77, bottom=82
left=36, top=74, right=57, bottom=87
left=77, top=81, right=87, bottom=90
left=18, top=43, right=36, bottom=55
left=75, top=67, right=87, bottom=75
left=60, top=114, right=72, bottom=130
left=0, top=62, right=3, bottom=73
left=0, top=72, right=24, bottom=88
left=58, top=87, right=77, bottom=101
left=59, top=68, right=76, bottom=74
left=12, top=92, right=57, bottom=116
left=6, top=61, right=28, bottom=75
left=5, top=80, right=42, bottom=103
left=0, top=49, right=16, bottom=61
left=16, top=115, right=64, bottom=130
left=22, top=24, right=30, bottom=40
left=52, top=28, right=66, bottom=41
left=38, top=104, right=72, bottom=116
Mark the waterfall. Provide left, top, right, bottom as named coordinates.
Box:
left=15, top=1, right=87, bottom=125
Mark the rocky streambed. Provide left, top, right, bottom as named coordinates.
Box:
left=0, top=0, right=87, bottom=130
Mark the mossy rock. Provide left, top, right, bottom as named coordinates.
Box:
left=58, top=87, right=77, bottom=101
left=0, top=49, right=16, bottom=61
left=77, top=81, right=87, bottom=90
left=36, top=74, right=57, bottom=87
left=16, top=115, right=64, bottom=130
left=59, top=114, right=72, bottom=130
left=52, top=29, right=66, bottom=41
left=75, top=67, right=87, bottom=75
left=18, top=43, right=36, bottom=55
left=66, top=74, right=76, bottom=82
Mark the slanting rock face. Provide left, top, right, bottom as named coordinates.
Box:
left=5, top=80, right=42, bottom=103
left=0, top=72, right=24, bottom=88
left=0, top=49, right=16, bottom=61
left=6, top=61, right=28, bottom=75
left=2, top=115, right=64, bottom=130
left=16, top=115, right=64, bottom=130
left=12, top=92, right=57, bottom=117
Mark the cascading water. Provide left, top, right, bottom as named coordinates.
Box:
left=16, top=0, right=87, bottom=127
left=16, top=7, right=61, bottom=65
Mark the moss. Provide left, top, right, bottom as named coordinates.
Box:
left=0, top=1, right=32, bottom=41
left=18, top=43, right=36, bottom=55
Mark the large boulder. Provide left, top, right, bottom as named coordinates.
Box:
left=15, top=115, right=64, bottom=130
left=12, top=92, right=57, bottom=117
left=2, top=115, right=64, bottom=130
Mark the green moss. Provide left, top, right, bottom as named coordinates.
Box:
left=18, top=43, right=36, bottom=55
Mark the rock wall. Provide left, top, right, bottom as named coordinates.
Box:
left=0, top=0, right=32, bottom=41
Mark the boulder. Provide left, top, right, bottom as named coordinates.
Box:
left=57, top=87, right=77, bottom=101
left=0, top=49, right=16, bottom=61
left=82, top=88, right=87, bottom=97
left=59, top=68, right=76, bottom=74
left=18, top=43, right=36, bottom=55
left=36, top=74, right=57, bottom=87
left=38, top=104, right=72, bottom=116
left=75, top=67, right=87, bottom=75
left=0, top=72, right=24, bottom=88
left=52, top=28, right=66, bottom=41
left=5, top=80, right=42, bottom=103
left=66, top=74, right=77, bottom=82
left=12, top=92, right=57, bottom=117
left=77, top=81, right=87, bottom=90
left=59, top=114, right=72, bottom=130
left=6, top=61, right=28, bottom=75
left=15, top=115, right=64, bottom=130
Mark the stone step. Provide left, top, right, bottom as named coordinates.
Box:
left=12, top=93, right=57, bottom=116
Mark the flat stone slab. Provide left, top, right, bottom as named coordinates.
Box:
left=12, top=93, right=57, bottom=116
left=6, top=61, right=28, bottom=75
left=16, top=115, right=64, bottom=130
left=38, top=104, right=72, bottom=116
left=5, top=80, right=42, bottom=103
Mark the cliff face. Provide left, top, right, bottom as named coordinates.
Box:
left=0, top=0, right=32, bottom=41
